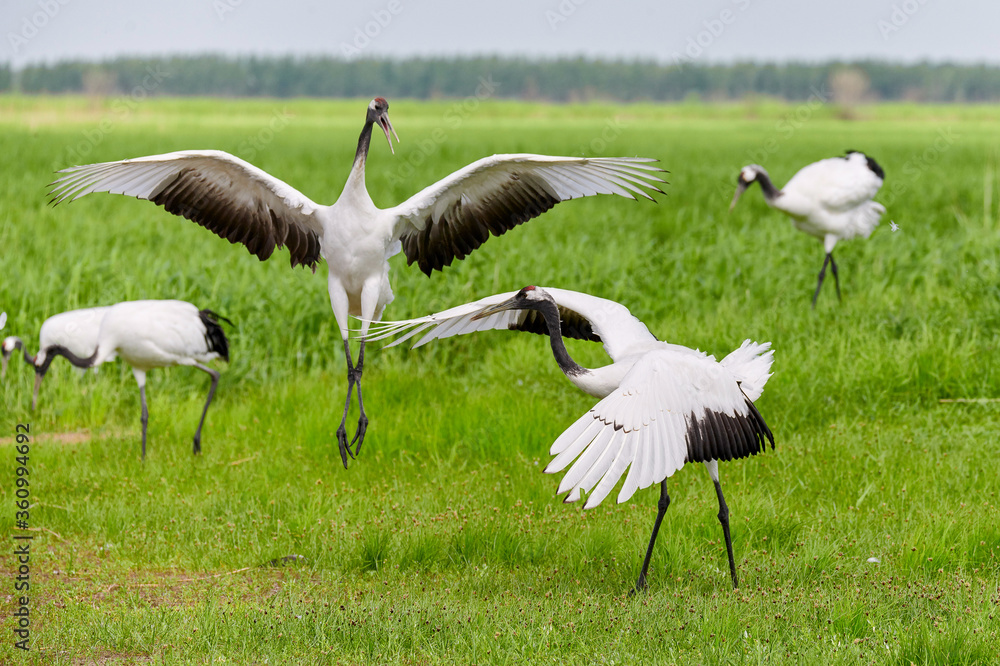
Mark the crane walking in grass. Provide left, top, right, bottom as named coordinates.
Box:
left=48, top=97, right=666, bottom=468
left=729, top=150, right=885, bottom=307
left=367, top=286, right=775, bottom=592
left=2, top=306, right=111, bottom=409
left=42, top=300, right=231, bottom=460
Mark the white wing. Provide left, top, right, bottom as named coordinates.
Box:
left=389, top=154, right=665, bottom=275
left=365, top=286, right=656, bottom=360
left=546, top=348, right=773, bottom=510
left=784, top=152, right=883, bottom=213
left=49, top=150, right=324, bottom=269
left=719, top=340, right=774, bottom=402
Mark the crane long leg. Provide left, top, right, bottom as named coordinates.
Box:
left=31, top=371, right=44, bottom=411
left=713, top=479, right=739, bottom=589
left=632, top=481, right=671, bottom=595
left=811, top=253, right=833, bottom=309
left=335, top=338, right=358, bottom=469
left=133, top=369, right=149, bottom=460
left=191, top=363, right=220, bottom=455
left=350, top=340, right=369, bottom=454
left=349, top=280, right=382, bottom=459
left=139, top=385, right=149, bottom=460
left=829, top=252, right=842, bottom=302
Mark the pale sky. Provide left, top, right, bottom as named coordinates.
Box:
left=3, top=0, right=999, bottom=67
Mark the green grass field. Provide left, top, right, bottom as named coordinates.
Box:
left=1, top=95, right=999, bottom=664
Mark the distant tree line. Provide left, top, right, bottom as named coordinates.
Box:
left=5, top=56, right=1000, bottom=103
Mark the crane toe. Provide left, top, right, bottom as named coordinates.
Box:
left=351, top=413, right=369, bottom=454
left=336, top=423, right=356, bottom=469
left=629, top=577, right=650, bottom=597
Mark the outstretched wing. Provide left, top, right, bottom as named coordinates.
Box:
left=364, top=286, right=656, bottom=360
left=546, top=347, right=774, bottom=510
left=389, top=154, right=665, bottom=275
left=49, top=150, right=324, bottom=269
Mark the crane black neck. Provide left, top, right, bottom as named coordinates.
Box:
left=37, top=345, right=98, bottom=376
left=352, top=120, right=375, bottom=173
left=14, top=339, right=34, bottom=365
left=755, top=170, right=781, bottom=202
left=535, top=300, right=587, bottom=378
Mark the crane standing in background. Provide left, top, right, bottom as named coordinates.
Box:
left=730, top=151, right=885, bottom=307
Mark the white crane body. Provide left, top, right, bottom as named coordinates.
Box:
left=90, top=300, right=225, bottom=370
left=368, top=285, right=774, bottom=591
left=36, top=307, right=111, bottom=368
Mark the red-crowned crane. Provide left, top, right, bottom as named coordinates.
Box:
left=366, top=286, right=775, bottom=592
left=43, top=300, right=231, bottom=459
left=2, top=306, right=111, bottom=409
left=47, top=97, right=666, bottom=468
left=730, top=151, right=885, bottom=307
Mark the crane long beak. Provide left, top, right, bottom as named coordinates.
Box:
left=729, top=182, right=749, bottom=212
left=378, top=112, right=399, bottom=155
left=470, top=297, right=520, bottom=321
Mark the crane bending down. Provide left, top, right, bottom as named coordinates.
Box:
left=41, top=300, right=231, bottom=459
left=2, top=306, right=111, bottom=409
left=729, top=150, right=885, bottom=307
left=48, top=97, right=666, bottom=468
left=366, top=286, right=775, bottom=591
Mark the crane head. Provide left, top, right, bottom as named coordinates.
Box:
left=1, top=336, right=23, bottom=378
left=470, top=286, right=551, bottom=320
left=729, top=165, right=764, bottom=212
left=368, top=97, right=399, bottom=155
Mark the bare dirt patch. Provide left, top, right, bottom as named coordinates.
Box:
left=0, top=431, right=92, bottom=446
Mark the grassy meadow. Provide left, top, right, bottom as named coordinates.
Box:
left=1, top=94, right=999, bottom=663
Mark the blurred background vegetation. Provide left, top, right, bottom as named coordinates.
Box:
left=5, top=56, right=1000, bottom=103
